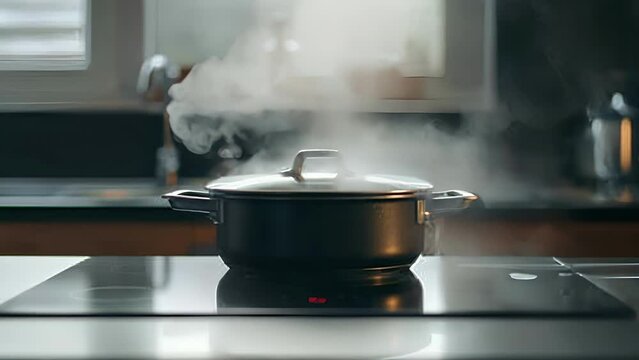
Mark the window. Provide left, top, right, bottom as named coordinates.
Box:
left=285, top=0, right=445, bottom=78
left=0, top=0, right=90, bottom=70
left=146, top=0, right=494, bottom=112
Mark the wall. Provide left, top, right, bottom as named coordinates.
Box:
left=497, top=0, right=639, bottom=126
left=145, top=0, right=255, bottom=65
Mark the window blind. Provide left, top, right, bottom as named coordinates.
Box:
left=0, top=0, right=89, bottom=70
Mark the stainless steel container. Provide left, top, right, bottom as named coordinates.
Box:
left=588, top=92, right=638, bottom=199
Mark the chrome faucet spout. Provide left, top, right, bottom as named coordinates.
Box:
left=137, top=54, right=181, bottom=101
left=137, top=54, right=182, bottom=187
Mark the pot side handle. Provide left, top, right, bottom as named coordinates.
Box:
left=429, top=190, right=481, bottom=217
left=162, top=190, right=218, bottom=218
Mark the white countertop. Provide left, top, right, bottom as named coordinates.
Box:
left=1, top=256, right=639, bottom=359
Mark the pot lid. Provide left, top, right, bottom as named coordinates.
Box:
left=205, top=149, right=433, bottom=197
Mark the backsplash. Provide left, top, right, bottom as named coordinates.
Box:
left=0, top=112, right=214, bottom=178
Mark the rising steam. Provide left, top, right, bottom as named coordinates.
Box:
left=167, top=0, right=444, bottom=153
left=166, top=0, right=532, bottom=202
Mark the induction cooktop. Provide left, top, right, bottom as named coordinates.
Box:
left=0, top=256, right=633, bottom=317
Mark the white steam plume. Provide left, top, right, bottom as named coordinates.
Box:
left=166, top=0, right=533, bottom=202
left=167, top=0, right=444, bottom=154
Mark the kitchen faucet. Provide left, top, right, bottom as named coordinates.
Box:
left=137, top=54, right=182, bottom=187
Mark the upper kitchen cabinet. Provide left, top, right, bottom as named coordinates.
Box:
left=144, top=0, right=496, bottom=113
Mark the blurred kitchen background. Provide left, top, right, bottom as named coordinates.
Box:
left=1, top=0, right=639, bottom=256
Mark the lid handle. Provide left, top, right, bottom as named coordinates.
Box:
left=281, top=149, right=345, bottom=182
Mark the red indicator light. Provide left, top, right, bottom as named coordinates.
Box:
left=308, top=296, right=328, bottom=304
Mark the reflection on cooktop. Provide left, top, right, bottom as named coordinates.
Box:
left=0, top=256, right=633, bottom=317
left=217, top=268, right=423, bottom=315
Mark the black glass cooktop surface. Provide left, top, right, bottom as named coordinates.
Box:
left=0, top=256, right=633, bottom=317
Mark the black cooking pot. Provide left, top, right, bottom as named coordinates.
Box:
left=163, top=149, right=479, bottom=270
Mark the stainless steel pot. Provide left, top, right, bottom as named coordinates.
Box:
left=163, top=149, right=479, bottom=270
